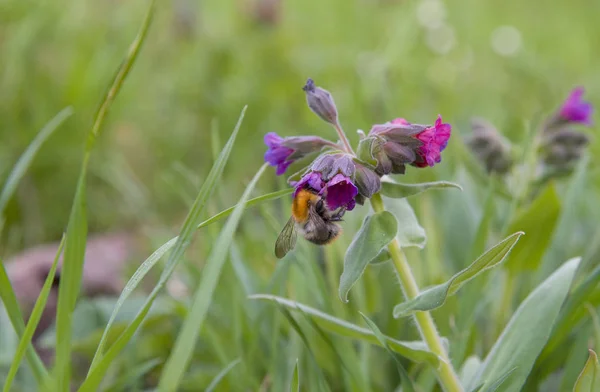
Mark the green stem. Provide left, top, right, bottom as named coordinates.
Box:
left=370, top=193, right=463, bottom=392
left=333, top=122, right=355, bottom=155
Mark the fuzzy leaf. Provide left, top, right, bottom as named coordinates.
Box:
left=468, top=257, right=580, bottom=392
left=339, top=211, right=397, bottom=302
left=360, top=313, right=415, bottom=392
left=574, top=350, right=600, bottom=392
left=383, top=197, right=426, bottom=248
left=394, top=232, right=523, bottom=317
left=249, top=294, right=441, bottom=365
left=380, top=180, right=462, bottom=199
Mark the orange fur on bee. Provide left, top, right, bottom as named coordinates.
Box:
left=291, top=189, right=319, bottom=223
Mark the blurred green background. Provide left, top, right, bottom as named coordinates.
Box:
left=1, top=0, right=600, bottom=390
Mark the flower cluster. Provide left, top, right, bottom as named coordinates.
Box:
left=542, top=87, right=594, bottom=172
left=263, top=79, right=453, bottom=218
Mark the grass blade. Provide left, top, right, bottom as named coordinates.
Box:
left=80, top=106, right=247, bottom=392
left=0, top=261, right=48, bottom=385
left=52, top=2, right=155, bottom=389
left=158, top=163, right=268, bottom=391
left=88, top=188, right=291, bottom=372
left=0, top=107, right=73, bottom=221
left=3, top=236, right=65, bottom=392
left=205, top=358, right=241, bottom=392
left=290, top=359, right=300, bottom=392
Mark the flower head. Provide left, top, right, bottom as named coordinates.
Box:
left=293, top=153, right=359, bottom=211
left=367, top=115, right=452, bottom=170
left=559, top=87, right=593, bottom=126
left=264, top=132, right=335, bottom=175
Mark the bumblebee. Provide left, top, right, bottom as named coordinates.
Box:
left=275, top=189, right=345, bottom=258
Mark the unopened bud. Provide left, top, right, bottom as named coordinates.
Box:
left=467, top=118, right=513, bottom=175
left=541, top=127, right=590, bottom=169
left=303, top=78, right=339, bottom=125
left=354, top=163, right=381, bottom=198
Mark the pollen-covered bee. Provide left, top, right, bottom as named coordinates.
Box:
left=275, top=189, right=345, bottom=258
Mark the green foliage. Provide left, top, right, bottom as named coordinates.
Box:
left=504, top=184, right=561, bottom=273
left=380, top=180, right=462, bottom=199
left=360, top=312, right=415, bottom=392
left=249, top=294, right=441, bottom=365
left=339, top=211, right=397, bottom=302
left=0, top=0, right=598, bottom=390
left=3, top=236, right=64, bottom=392
left=393, top=232, right=524, bottom=317
left=468, top=258, right=580, bottom=391
left=574, top=350, right=600, bottom=392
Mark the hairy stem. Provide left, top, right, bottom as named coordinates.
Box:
left=370, top=193, right=464, bottom=392
left=333, top=122, right=355, bottom=155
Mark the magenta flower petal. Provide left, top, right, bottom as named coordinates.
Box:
left=560, top=87, right=594, bottom=125
left=264, top=132, right=295, bottom=175
left=324, top=173, right=358, bottom=211
left=414, top=115, right=452, bottom=167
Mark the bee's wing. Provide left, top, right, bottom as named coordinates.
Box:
left=275, top=216, right=298, bottom=259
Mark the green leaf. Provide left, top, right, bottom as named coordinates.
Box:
left=538, top=155, right=589, bottom=279
left=505, top=184, right=561, bottom=273
left=0, top=261, right=48, bottom=385
left=80, top=106, right=247, bottom=392
left=0, top=107, right=73, bottom=222
left=380, top=180, right=462, bottom=199
left=468, top=257, right=580, bottom=392
left=249, top=294, right=441, bottom=365
left=460, top=356, right=482, bottom=389
left=53, top=2, right=155, bottom=389
left=205, top=358, right=241, bottom=392
left=393, top=232, right=524, bottom=317
left=339, top=211, right=397, bottom=302
left=3, top=236, right=65, bottom=392
left=290, top=359, right=300, bottom=392
left=158, top=164, right=268, bottom=391
left=383, top=197, right=426, bottom=248
left=574, top=350, right=600, bottom=392
left=359, top=312, right=415, bottom=392
left=369, top=249, right=391, bottom=265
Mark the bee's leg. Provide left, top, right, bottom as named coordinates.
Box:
left=330, top=207, right=346, bottom=221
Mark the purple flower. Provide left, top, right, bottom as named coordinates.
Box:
left=264, top=132, right=336, bottom=175
left=293, top=171, right=324, bottom=197
left=324, top=174, right=358, bottom=211
left=264, top=133, right=295, bottom=175
left=559, top=87, right=593, bottom=126
left=412, top=115, right=452, bottom=167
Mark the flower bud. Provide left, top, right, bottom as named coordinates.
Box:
left=311, top=153, right=355, bottom=181
left=541, top=127, right=590, bottom=169
left=354, top=163, right=381, bottom=198
left=302, top=78, right=339, bottom=125
left=466, top=118, right=513, bottom=174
